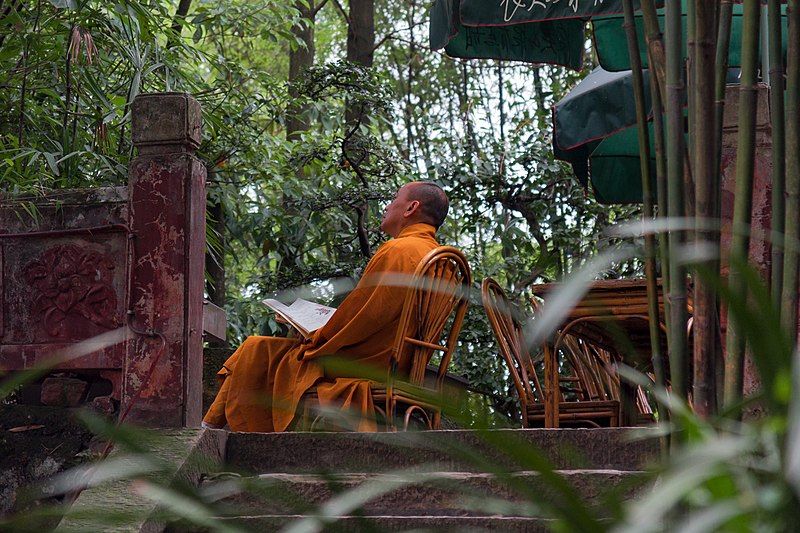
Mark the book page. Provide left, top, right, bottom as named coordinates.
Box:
left=262, top=298, right=337, bottom=337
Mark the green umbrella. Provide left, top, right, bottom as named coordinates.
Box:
left=441, top=1, right=784, bottom=73
left=588, top=122, right=658, bottom=205
left=554, top=123, right=656, bottom=205
left=554, top=67, right=740, bottom=203
left=430, top=0, right=585, bottom=70
left=593, top=1, right=788, bottom=71
left=554, top=66, right=653, bottom=153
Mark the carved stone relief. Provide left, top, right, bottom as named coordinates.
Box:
left=23, top=243, right=121, bottom=338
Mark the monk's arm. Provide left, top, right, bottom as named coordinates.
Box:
left=302, top=242, right=415, bottom=358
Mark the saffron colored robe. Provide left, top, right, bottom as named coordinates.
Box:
left=203, top=223, right=441, bottom=432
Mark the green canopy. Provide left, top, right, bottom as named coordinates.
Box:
left=430, top=0, right=584, bottom=70
left=459, top=0, right=662, bottom=25
left=554, top=67, right=653, bottom=153
left=554, top=66, right=742, bottom=203
left=588, top=123, right=657, bottom=205
left=593, top=2, right=789, bottom=71
left=555, top=66, right=741, bottom=152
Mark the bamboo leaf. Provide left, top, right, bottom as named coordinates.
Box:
left=43, top=151, right=60, bottom=176
left=47, top=0, right=76, bottom=9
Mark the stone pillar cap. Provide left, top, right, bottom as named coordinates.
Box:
left=132, top=92, right=202, bottom=151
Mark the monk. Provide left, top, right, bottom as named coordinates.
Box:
left=202, top=181, right=450, bottom=432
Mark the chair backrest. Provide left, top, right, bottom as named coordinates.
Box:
left=392, top=246, right=471, bottom=389
left=481, top=278, right=542, bottom=404
left=560, top=335, right=619, bottom=401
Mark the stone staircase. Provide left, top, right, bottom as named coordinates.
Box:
left=174, top=428, right=658, bottom=531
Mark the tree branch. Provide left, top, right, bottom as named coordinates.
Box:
left=167, top=0, right=193, bottom=48
left=371, top=19, right=427, bottom=53
left=354, top=204, right=371, bottom=258
left=330, top=0, right=349, bottom=24
left=312, top=0, right=329, bottom=17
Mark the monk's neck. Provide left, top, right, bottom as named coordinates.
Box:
left=395, top=222, right=437, bottom=240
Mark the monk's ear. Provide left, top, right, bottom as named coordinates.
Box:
left=403, top=200, right=420, bottom=218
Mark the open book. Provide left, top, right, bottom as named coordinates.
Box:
left=262, top=298, right=337, bottom=338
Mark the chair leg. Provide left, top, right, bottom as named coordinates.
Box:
left=403, top=405, right=432, bottom=431
left=297, top=401, right=310, bottom=431
left=373, top=405, right=387, bottom=431
left=309, top=414, right=326, bottom=432
left=386, top=394, right=396, bottom=432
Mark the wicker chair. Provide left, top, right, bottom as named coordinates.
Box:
left=299, top=246, right=471, bottom=431
left=481, top=277, right=621, bottom=428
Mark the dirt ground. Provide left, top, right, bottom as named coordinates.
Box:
left=0, top=404, right=97, bottom=528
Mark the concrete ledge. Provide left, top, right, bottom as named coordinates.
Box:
left=55, top=429, right=226, bottom=533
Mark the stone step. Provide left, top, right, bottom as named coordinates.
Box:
left=171, top=515, right=558, bottom=532
left=223, top=428, right=658, bottom=474
left=194, top=515, right=556, bottom=532
left=202, top=470, right=647, bottom=518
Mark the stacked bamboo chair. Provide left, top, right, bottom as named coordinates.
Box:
left=537, top=279, right=671, bottom=377
left=481, top=278, right=625, bottom=428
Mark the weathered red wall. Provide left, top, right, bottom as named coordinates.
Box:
left=0, top=188, right=129, bottom=401
left=0, top=93, right=207, bottom=428
left=719, top=83, right=772, bottom=403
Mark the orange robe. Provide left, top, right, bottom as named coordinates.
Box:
left=203, top=223, right=440, bottom=432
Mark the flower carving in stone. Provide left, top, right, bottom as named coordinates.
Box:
left=24, top=244, right=120, bottom=338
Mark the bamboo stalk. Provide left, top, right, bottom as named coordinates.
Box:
left=714, top=1, right=734, bottom=181
left=652, top=84, right=671, bottom=329
left=643, top=0, right=694, bottom=226
left=640, top=0, right=666, bottom=99
left=666, top=0, right=689, bottom=410
left=622, top=0, right=664, bottom=417
left=769, top=0, right=786, bottom=311
left=640, top=0, right=672, bottom=346
left=713, top=0, right=734, bottom=408
left=687, top=1, right=697, bottom=209
left=781, top=0, right=800, bottom=336
left=691, top=0, right=719, bottom=418
left=724, top=0, right=761, bottom=410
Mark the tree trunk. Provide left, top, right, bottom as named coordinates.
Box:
left=781, top=0, right=800, bottom=336
left=769, top=0, right=786, bottom=308
left=346, top=0, right=374, bottom=259
left=287, top=0, right=315, bottom=139
left=640, top=0, right=666, bottom=100
left=345, top=0, right=374, bottom=127
left=713, top=0, right=734, bottom=407
left=641, top=0, right=672, bottom=346
left=165, top=0, right=193, bottom=51
left=279, top=1, right=317, bottom=277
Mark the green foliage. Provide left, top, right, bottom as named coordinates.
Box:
left=0, top=0, right=298, bottom=190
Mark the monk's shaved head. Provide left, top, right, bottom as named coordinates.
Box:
left=380, top=181, right=450, bottom=237
left=406, top=182, right=449, bottom=229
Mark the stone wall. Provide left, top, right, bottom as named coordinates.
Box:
left=1, top=92, right=208, bottom=428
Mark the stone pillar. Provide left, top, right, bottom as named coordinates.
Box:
left=124, top=93, right=206, bottom=427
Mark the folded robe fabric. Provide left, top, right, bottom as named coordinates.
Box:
left=203, top=223, right=441, bottom=432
